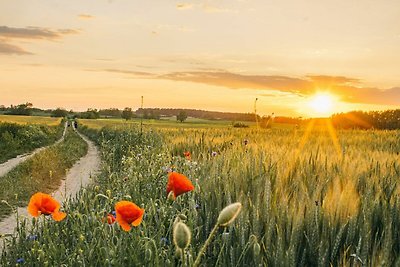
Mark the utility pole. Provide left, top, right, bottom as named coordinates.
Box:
left=140, top=96, right=144, bottom=137
left=254, top=97, right=259, bottom=130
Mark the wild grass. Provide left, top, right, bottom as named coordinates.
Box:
left=1, top=124, right=400, bottom=266
left=0, top=128, right=88, bottom=219
left=0, top=122, right=63, bottom=163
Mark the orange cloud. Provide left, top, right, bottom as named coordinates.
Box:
left=0, top=25, right=79, bottom=55
left=0, top=40, right=32, bottom=55
left=0, top=26, right=79, bottom=40
left=78, top=14, right=95, bottom=19
left=99, top=69, right=400, bottom=106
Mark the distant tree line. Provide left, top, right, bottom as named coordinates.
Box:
left=332, top=109, right=400, bottom=130
left=99, top=108, right=122, bottom=118
left=2, top=103, right=400, bottom=130
left=0, top=103, right=34, bottom=116
left=136, top=108, right=257, bottom=121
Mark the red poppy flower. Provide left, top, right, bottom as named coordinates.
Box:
left=27, top=192, right=66, bottom=221
left=115, top=201, right=145, bottom=231
left=166, top=172, right=195, bottom=199
left=183, top=151, right=191, bottom=160
left=102, top=213, right=116, bottom=224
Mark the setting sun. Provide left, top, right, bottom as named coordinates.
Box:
left=309, top=93, right=335, bottom=116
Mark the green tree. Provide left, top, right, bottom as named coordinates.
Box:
left=177, top=111, right=188, bottom=122
left=121, top=107, right=133, bottom=120
left=79, top=108, right=100, bottom=119
left=51, top=108, right=68, bottom=117
left=7, top=103, right=33, bottom=116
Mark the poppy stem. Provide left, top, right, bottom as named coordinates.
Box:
left=193, top=224, right=219, bottom=267
left=140, top=96, right=143, bottom=140
left=182, top=248, right=186, bottom=266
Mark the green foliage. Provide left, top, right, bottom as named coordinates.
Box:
left=232, top=122, right=249, bottom=128
left=5, top=103, right=33, bottom=116
left=1, top=126, right=400, bottom=266
left=51, top=108, right=68, bottom=118
left=79, top=109, right=100, bottom=119
left=0, top=122, right=63, bottom=163
left=99, top=108, right=122, bottom=118
left=121, top=107, right=134, bottom=121
left=177, top=111, right=188, bottom=123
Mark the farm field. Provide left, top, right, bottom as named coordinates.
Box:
left=78, top=117, right=295, bottom=130
left=78, top=117, right=251, bottom=129
left=0, top=115, right=62, bottom=126
left=2, top=0, right=400, bottom=265
left=1, top=119, right=400, bottom=266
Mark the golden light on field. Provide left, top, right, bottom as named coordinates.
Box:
left=308, top=93, right=335, bottom=117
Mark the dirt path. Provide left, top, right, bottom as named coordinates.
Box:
left=0, top=127, right=100, bottom=251
left=0, top=122, right=68, bottom=178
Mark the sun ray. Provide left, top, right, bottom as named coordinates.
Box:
left=281, top=120, right=315, bottom=183
left=325, top=119, right=343, bottom=159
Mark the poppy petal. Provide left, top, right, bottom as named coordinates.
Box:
left=51, top=211, right=67, bottom=221
left=41, top=194, right=59, bottom=214
left=118, top=219, right=132, bottom=231
left=168, top=172, right=194, bottom=198
left=27, top=192, right=66, bottom=221
left=166, top=179, right=174, bottom=195
left=27, top=192, right=43, bottom=217
left=115, top=201, right=144, bottom=230
left=131, top=209, right=145, bottom=226
left=27, top=202, right=39, bottom=217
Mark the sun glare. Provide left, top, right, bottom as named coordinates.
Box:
left=309, top=93, right=334, bottom=116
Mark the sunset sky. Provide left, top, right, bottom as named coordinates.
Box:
left=1, top=0, right=400, bottom=117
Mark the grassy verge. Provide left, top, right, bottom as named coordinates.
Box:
left=0, top=122, right=64, bottom=164
left=0, top=128, right=88, bottom=219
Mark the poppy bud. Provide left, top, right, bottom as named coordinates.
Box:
left=178, top=214, right=187, bottom=221
left=173, top=222, right=191, bottom=249
left=217, top=202, right=242, bottom=227
left=173, top=216, right=181, bottom=229
left=253, top=242, right=261, bottom=256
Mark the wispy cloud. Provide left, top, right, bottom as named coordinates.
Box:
left=0, top=26, right=79, bottom=40
left=161, top=71, right=312, bottom=92
left=0, top=25, right=79, bottom=56
left=163, top=71, right=400, bottom=105
left=78, top=14, right=95, bottom=20
left=0, top=40, right=32, bottom=55
left=99, top=68, right=400, bottom=106
left=98, top=69, right=154, bottom=77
